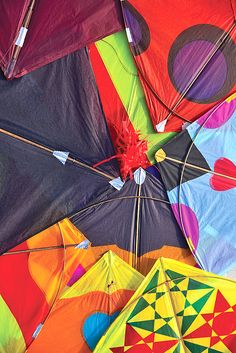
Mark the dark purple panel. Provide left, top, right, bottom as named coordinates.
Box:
left=0, top=48, right=119, bottom=253
left=72, top=173, right=188, bottom=257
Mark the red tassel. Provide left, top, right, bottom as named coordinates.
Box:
left=93, top=120, right=149, bottom=180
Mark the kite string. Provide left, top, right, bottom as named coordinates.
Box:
left=70, top=195, right=170, bottom=220
left=100, top=39, right=138, bottom=77
left=100, top=37, right=190, bottom=124
left=136, top=62, right=191, bottom=123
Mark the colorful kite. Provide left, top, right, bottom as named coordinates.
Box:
left=27, top=251, right=144, bottom=353
left=72, top=168, right=195, bottom=275
left=90, top=30, right=175, bottom=179
left=94, top=257, right=236, bottom=353
left=0, top=46, right=119, bottom=254
left=156, top=93, right=236, bottom=278
left=0, top=2, right=235, bottom=352
left=0, top=41, right=195, bottom=274
left=121, top=0, right=236, bottom=132
left=0, top=219, right=92, bottom=352
left=0, top=0, right=123, bottom=79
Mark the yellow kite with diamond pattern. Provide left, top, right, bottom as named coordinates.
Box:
left=94, top=257, right=236, bottom=353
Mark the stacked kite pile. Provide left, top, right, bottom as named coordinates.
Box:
left=0, top=1, right=235, bottom=352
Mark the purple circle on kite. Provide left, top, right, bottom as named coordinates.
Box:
left=168, top=24, right=236, bottom=104
left=171, top=203, right=199, bottom=251
left=172, top=40, right=227, bottom=101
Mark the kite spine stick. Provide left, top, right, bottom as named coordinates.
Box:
left=0, top=127, right=113, bottom=180
left=164, top=21, right=236, bottom=122
left=5, top=0, right=36, bottom=79
left=30, top=222, right=67, bottom=340
left=35, top=223, right=67, bottom=335
left=163, top=155, right=236, bottom=182
left=160, top=257, right=187, bottom=351
left=2, top=243, right=82, bottom=255
left=134, top=183, right=142, bottom=270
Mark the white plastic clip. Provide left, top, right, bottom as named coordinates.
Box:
left=32, top=323, right=43, bottom=339
left=125, top=27, right=133, bottom=43
left=53, top=151, right=69, bottom=165
left=109, top=177, right=125, bottom=191
left=75, top=239, right=90, bottom=250
left=134, top=167, right=146, bottom=185
left=15, top=27, right=28, bottom=47
left=156, top=119, right=168, bottom=132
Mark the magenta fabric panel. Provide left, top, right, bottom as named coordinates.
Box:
left=0, top=0, right=123, bottom=78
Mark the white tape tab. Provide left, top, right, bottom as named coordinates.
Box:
left=125, top=27, right=133, bottom=43
left=32, top=323, right=43, bottom=339
left=53, top=151, right=69, bottom=165
left=134, top=167, right=146, bottom=185
left=156, top=119, right=167, bottom=132
left=15, top=27, right=28, bottom=47
left=75, top=239, right=90, bottom=250
left=109, top=177, right=125, bottom=191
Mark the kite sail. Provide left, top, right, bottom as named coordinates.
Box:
left=0, top=219, right=91, bottom=352
left=0, top=40, right=196, bottom=274
left=90, top=30, right=175, bottom=179
left=0, top=40, right=194, bottom=274
left=71, top=168, right=196, bottom=275
left=0, top=47, right=120, bottom=254
left=156, top=93, right=236, bottom=278
left=0, top=1, right=235, bottom=352
left=27, top=251, right=144, bottom=353
left=0, top=0, right=123, bottom=79
left=94, top=257, right=236, bottom=353
left=121, top=0, right=236, bottom=132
